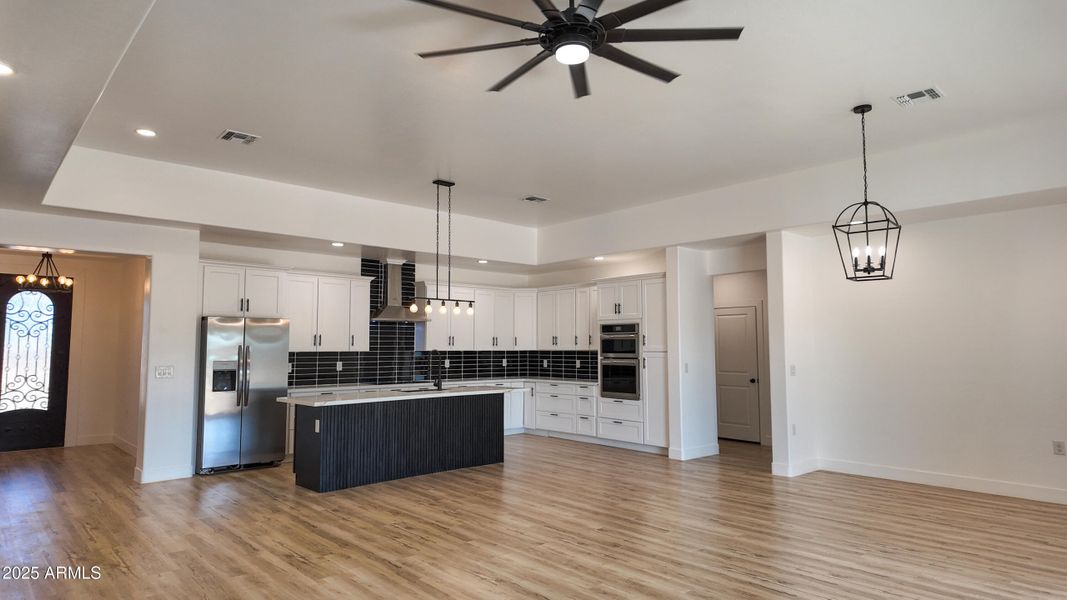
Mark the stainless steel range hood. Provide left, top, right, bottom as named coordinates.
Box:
left=371, top=263, right=427, bottom=322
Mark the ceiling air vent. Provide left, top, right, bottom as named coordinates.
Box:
left=218, top=129, right=260, bottom=145
left=522, top=195, right=549, bottom=203
left=893, top=87, right=944, bottom=108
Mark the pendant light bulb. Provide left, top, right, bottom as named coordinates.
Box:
left=452, top=302, right=461, bottom=315
left=15, top=275, right=25, bottom=284
left=466, top=302, right=474, bottom=316
left=409, top=302, right=419, bottom=314
left=852, top=247, right=860, bottom=258
left=424, top=302, right=433, bottom=315
left=27, top=273, right=37, bottom=283
left=439, top=301, right=447, bottom=315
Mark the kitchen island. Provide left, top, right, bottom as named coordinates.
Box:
left=278, top=386, right=507, bottom=492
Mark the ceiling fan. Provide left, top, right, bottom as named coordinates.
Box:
left=408, top=0, right=744, bottom=98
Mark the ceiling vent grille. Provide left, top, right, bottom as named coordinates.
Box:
left=218, top=129, right=260, bottom=144
left=522, top=195, right=549, bottom=203
left=894, top=87, right=944, bottom=108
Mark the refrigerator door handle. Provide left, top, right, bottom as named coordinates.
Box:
left=235, top=345, right=244, bottom=406
left=243, top=345, right=251, bottom=406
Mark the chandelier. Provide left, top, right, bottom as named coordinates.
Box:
left=409, top=179, right=474, bottom=316
left=832, top=104, right=901, bottom=281
left=15, top=252, right=74, bottom=292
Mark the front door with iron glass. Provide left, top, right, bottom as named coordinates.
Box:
left=0, top=276, right=73, bottom=452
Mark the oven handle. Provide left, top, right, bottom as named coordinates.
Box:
left=601, top=358, right=639, bottom=366
left=601, top=333, right=639, bottom=340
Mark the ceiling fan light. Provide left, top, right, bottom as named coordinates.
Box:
left=555, top=43, right=590, bottom=65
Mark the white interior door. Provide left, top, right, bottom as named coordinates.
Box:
left=714, top=307, right=760, bottom=442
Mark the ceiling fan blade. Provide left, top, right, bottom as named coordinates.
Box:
left=570, top=63, right=590, bottom=98
left=597, top=0, right=687, bottom=29
left=574, top=0, right=604, bottom=22
left=488, top=50, right=553, bottom=92
left=606, top=27, right=743, bottom=42
left=531, top=0, right=565, bottom=21
left=407, top=0, right=542, bottom=32
left=594, top=44, right=679, bottom=83
left=419, top=38, right=541, bottom=58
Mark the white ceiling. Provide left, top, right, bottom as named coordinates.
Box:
left=71, top=0, right=1067, bottom=227
left=0, top=0, right=153, bottom=211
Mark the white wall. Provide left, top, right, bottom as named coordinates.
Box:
left=200, top=241, right=364, bottom=275
left=0, top=251, right=145, bottom=450
left=665, top=246, right=718, bottom=459
left=794, top=202, right=1067, bottom=503
left=46, top=147, right=539, bottom=265
left=527, top=251, right=666, bottom=288
left=539, top=110, right=1067, bottom=264
left=0, top=209, right=200, bottom=484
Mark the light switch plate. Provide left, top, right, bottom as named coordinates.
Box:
left=790, top=364, right=797, bottom=376
left=1054, top=441, right=1066, bottom=456
left=154, top=365, right=174, bottom=379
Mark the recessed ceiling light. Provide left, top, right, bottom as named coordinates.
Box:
left=58, top=249, right=75, bottom=254
left=594, top=256, right=605, bottom=261
left=135, top=128, right=157, bottom=137
left=331, top=242, right=345, bottom=247
left=0, top=62, right=14, bottom=76
left=522, top=196, right=549, bottom=204
left=478, top=259, right=488, bottom=264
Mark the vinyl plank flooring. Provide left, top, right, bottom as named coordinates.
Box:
left=0, top=438, right=1065, bottom=599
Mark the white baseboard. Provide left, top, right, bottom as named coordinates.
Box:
left=818, top=458, right=1067, bottom=505
left=135, top=463, right=193, bottom=484
left=668, top=443, right=719, bottom=461
left=111, top=435, right=137, bottom=456
left=771, top=458, right=820, bottom=477
left=73, top=434, right=113, bottom=446
left=523, top=429, right=668, bottom=455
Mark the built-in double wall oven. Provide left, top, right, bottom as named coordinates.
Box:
left=600, top=323, right=640, bottom=400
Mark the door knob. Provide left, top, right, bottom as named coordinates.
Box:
left=749, top=378, right=757, bottom=384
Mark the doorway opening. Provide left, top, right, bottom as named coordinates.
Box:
left=712, top=271, right=771, bottom=468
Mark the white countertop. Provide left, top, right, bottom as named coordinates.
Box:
left=277, top=385, right=511, bottom=407
left=286, top=378, right=597, bottom=397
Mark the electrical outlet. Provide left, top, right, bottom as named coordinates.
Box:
left=576, top=360, right=581, bottom=369
left=444, top=359, right=450, bottom=368
left=791, top=424, right=797, bottom=436
left=790, top=364, right=797, bottom=376
left=543, top=359, right=549, bottom=368
left=287, top=363, right=293, bottom=373
left=685, top=362, right=689, bottom=374
left=336, top=361, right=343, bottom=372
left=502, top=359, right=507, bottom=367
left=1054, top=441, right=1066, bottom=456
left=154, top=365, right=174, bottom=379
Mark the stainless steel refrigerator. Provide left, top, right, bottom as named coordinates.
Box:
left=196, top=317, right=289, bottom=474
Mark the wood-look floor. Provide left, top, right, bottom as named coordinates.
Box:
left=2, top=436, right=1066, bottom=599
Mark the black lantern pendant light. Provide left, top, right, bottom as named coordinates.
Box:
left=833, top=104, right=901, bottom=281
left=409, top=179, right=474, bottom=315
left=15, top=252, right=74, bottom=292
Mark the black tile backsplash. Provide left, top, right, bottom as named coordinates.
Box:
left=288, top=349, right=599, bottom=388
left=286, top=258, right=599, bottom=388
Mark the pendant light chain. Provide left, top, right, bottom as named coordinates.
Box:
left=435, top=183, right=441, bottom=300
left=861, top=111, right=869, bottom=205
left=447, top=185, right=453, bottom=299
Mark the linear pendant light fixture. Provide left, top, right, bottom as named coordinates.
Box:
left=409, top=179, right=474, bottom=316
left=832, top=104, right=902, bottom=281
left=15, top=252, right=74, bottom=292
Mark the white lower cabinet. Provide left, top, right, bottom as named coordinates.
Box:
left=642, top=353, right=668, bottom=447
left=597, top=418, right=644, bottom=444
left=504, top=390, right=525, bottom=432
left=576, top=395, right=596, bottom=416
left=576, top=415, right=595, bottom=436
left=536, top=411, right=576, bottom=433
left=535, top=393, right=576, bottom=414
left=598, top=398, right=642, bottom=422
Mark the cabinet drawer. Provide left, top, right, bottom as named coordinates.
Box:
left=597, top=418, right=643, bottom=444
left=598, top=398, right=642, bottom=421
left=576, top=384, right=598, bottom=396
left=536, top=393, right=576, bottom=414
left=537, top=382, right=576, bottom=395
left=576, top=396, right=596, bottom=416
left=536, top=411, right=576, bottom=434
left=576, top=415, right=595, bottom=436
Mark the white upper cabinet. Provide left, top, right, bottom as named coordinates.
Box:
left=642, top=352, right=669, bottom=447
left=242, top=268, right=285, bottom=318
left=599, top=280, right=643, bottom=320
left=202, top=264, right=245, bottom=316
left=642, top=278, right=667, bottom=352
left=474, top=289, right=496, bottom=350
left=423, top=284, right=475, bottom=350
left=349, top=279, right=370, bottom=352
left=285, top=274, right=319, bottom=352
left=315, top=277, right=351, bottom=352
left=425, top=307, right=451, bottom=351
left=202, top=264, right=285, bottom=318
left=556, top=288, right=577, bottom=349
left=537, top=291, right=557, bottom=350
left=493, top=291, right=516, bottom=350
left=450, top=287, right=476, bottom=350
left=514, top=291, right=538, bottom=350
left=575, top=287, right=591, bottom=350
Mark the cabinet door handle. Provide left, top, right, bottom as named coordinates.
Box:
left=246, top=298, right=250, bottom=313
left=643, top=357, right=646, bottom=368
left=514, top=337, right=517, bottom=347
left=643, top=334, right=646, bottom=346
left=575, top=335, right=578, bottom=346
left=550, top=413, right=559, bottom=417
left=613, top=420, right=624, bottom=425
left=613, top=400, right=623, bottom=403
left=589, top=335, right=592, bottom=345
left=351, top=334, right=355, bottom=347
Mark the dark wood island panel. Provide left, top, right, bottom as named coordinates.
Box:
left=293, top=393, right=505, bottom=492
